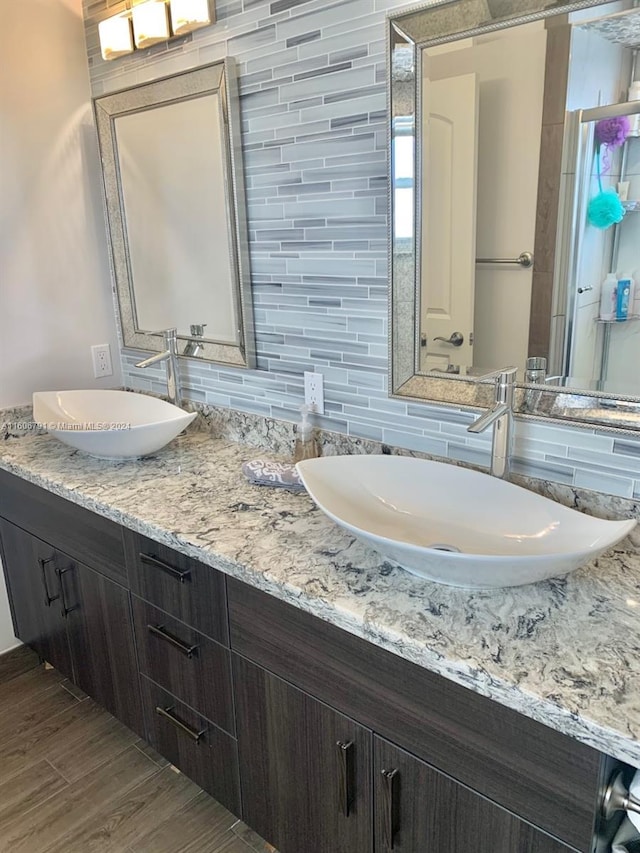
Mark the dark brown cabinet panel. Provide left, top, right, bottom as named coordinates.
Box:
left=233, top=654, right=372, bottom=853
left=228, top=579, right=601, bottom=852
left=125, top=531, right=228, bottom=644
left=0, top=469, right=126, bottom=583
left=62, top=556, right=144, bottom=737
left=0, top=518, right=73, bottom=679
left=0, top=517, right=143, bottom=737
left=373, top=737, right=573, bottom=853
left=140, top=675, right=240, bottom=815
left=132, top=597, right=235, bottom=736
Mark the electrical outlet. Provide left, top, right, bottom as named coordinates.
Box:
left=91, top=344, right=113, bottom=378
left=304, top=371, right=325, bottom=415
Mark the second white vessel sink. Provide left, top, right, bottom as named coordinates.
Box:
left=33, top=390, right=196, bottom=459
left=296, top=455, right=636, bottom=588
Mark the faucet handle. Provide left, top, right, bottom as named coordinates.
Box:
left=474, top=366, right=518, bottom=384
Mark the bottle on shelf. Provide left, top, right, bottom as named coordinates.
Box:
left=616, top=276, right=632, bottom=321
left=599, top=273, right=618, bottom=321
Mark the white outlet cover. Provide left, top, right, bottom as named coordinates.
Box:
left=304, top=371, right=325, bottom=415
left=91, top=343, right=113, bottom=378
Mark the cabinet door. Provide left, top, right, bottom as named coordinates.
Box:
left=234, top=655, right=372, bottom=853
left=60, top=555, right=144, bottom=737
left=0, top=518, right=73, bottom=678
left=374, top=737, right=574, bottom=853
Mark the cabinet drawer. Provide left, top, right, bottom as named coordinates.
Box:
left=125, top=531, right=228, bottom=644
left=0, top=470, right=126, bottom=584
left=132, top=597, right=235, bottom=736
left=228, top=579, right=603, bottom=853
left=140, top=675, right=240, bottom=816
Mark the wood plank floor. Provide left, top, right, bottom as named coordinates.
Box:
left=0, top=646, right=277, bottom=853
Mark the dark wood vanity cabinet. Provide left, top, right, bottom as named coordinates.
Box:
left=0, top=516, right=143, bottom=736
left=0, top=470, right=622, bottom=853
left=228, top=579, right=607, bottom=853
left=139, top=674, right=241, bottom=814
left=124, top=529, right=241, bottom=814
left=62, top=555, right=143, bottom=735
left=0, top=518, right=74, bottom=680
left=234, top=654, right=372, bottom=853
left=373, top=737, right=574, bottom=853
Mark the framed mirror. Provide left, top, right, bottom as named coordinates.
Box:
left=94, top=60, right=254, bottom=368
left=389, top=0, right=640, bottom=427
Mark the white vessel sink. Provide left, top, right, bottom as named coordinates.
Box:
left=33, top=390, right=196, bottom=459
left=296, top=455, right=636, bottom=588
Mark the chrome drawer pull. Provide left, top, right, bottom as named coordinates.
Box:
left=140, top=552, right=191, bottom=583
left=155, top=705, right=205, bottom=743
left=147, top=624, right=199, bottom=658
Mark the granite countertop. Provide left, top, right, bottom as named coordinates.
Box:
left=2, top=422, right=640, bottom=767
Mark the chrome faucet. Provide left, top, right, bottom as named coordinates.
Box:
left=467, top=366, right=518, bottom=479
left=134, top=328, right=182, bottom=408
left=183, top=324, right=207, bottom=358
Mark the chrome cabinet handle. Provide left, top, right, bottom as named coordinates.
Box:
left=155, top=705, right=206, bottom=743
left=382, top=768, right=399, bottom=851
left=336, top=740, right=354, bottom=817
left=140, top=552, right=191, bottom=584
left=55, top=566, right=78, bottom=618
left=147, top=624, right=199, bottom=658
left=38, top=557, right=59, bottom=607
left=433, top=331, right=464, bottom=347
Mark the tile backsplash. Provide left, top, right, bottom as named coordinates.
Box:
left=82, top=0, right=640, bottom=500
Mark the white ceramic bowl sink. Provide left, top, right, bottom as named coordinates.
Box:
left=33, top=390, right=196, bottom=459
left=296, top=455, right=636, bottom=588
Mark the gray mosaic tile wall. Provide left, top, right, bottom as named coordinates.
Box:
left=82, top=0, right=640, bottom=500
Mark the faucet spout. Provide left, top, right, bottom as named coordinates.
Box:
left=134, top=328, right=182, bottom=408
left=467, top=402, right=509, bottom=434
left=466, top=366, right=517, bottom=479
left=135, top=351, right=170, bottom=369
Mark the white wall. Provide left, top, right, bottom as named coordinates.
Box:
left=0, top=0, right=121, bottom=652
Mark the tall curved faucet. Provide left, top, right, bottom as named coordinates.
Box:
left=467, top=367, right=517, bottom=479
left=134, top=328, right=182, bottom=408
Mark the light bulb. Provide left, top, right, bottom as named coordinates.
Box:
left=98, top=14, right=134, bottom=61
left=132, top=0, right=170, bottom=49
left=169, top=0, right=212, bottom=35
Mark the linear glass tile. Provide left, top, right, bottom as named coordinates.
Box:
left=574, top=470, right=634, bottom=498
left=286, top=30, right=321, bottom=48
left=86, top=0, right=640, bottom=499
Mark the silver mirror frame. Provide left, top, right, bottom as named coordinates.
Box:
left=94, top=60, right=255, bottom=368
left=388, top=0, right=640, bottom=430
